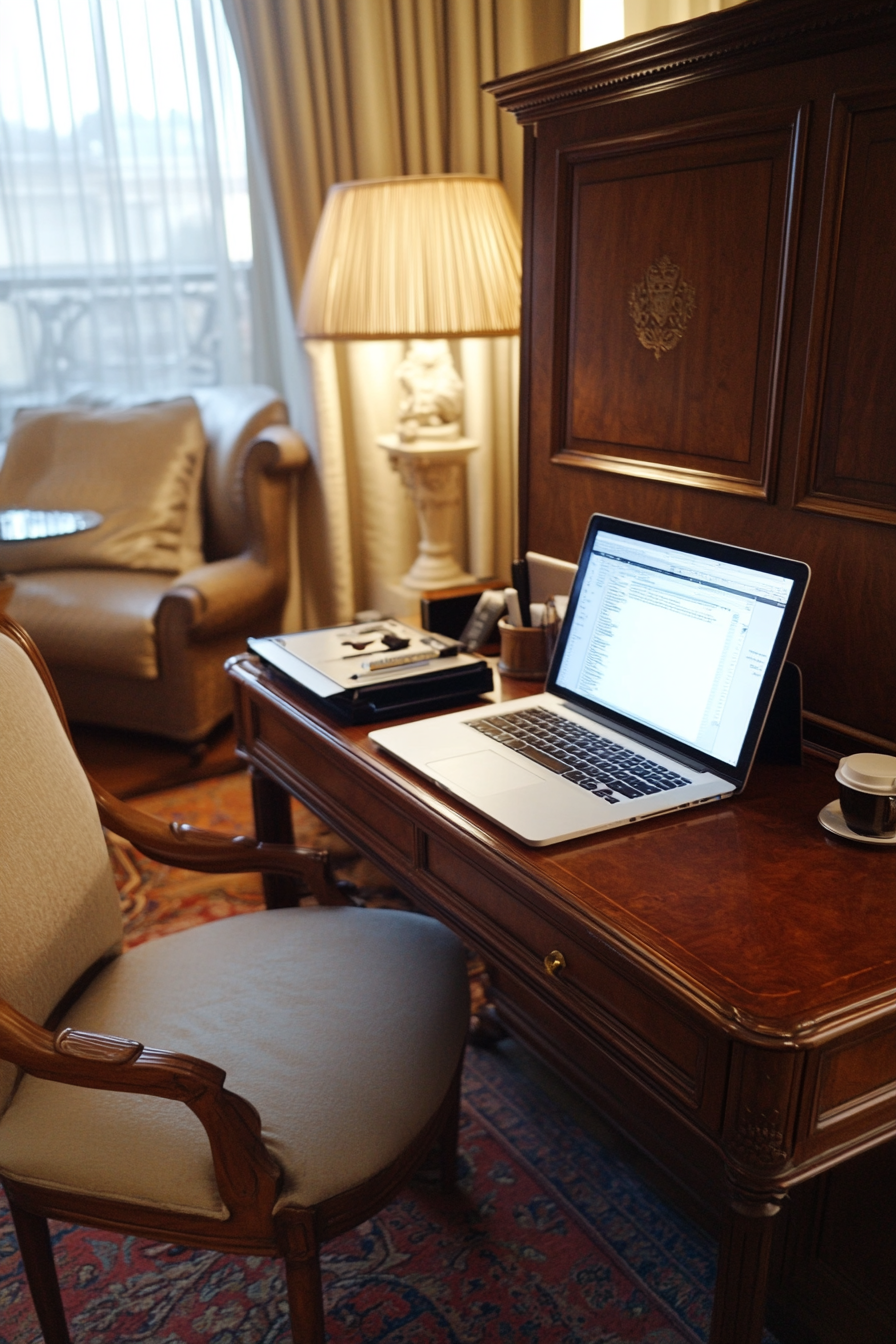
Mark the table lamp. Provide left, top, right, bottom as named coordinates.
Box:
left=298, top=174, right=521, bottom=591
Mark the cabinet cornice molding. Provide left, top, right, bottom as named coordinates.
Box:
left=485, top=0, right=896, bottom=124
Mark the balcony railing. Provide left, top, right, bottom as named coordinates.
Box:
left=0, top=263, right=252, bottom=440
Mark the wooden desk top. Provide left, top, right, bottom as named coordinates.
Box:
left=232, top=656, right=896, bottom=1045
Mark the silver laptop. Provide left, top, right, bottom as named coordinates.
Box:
left=369, top=514, right=810, bottom=846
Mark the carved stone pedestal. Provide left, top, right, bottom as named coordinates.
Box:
left=377, top=433, right=478, bottom=591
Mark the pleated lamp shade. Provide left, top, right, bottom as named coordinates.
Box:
left=298, top=175, right=522, bottom=339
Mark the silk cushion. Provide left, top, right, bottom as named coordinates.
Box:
left=0, top=398, right=206, bottom=574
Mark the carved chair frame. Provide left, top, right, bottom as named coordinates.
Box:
left=0, top=613, right=463, bottom=1344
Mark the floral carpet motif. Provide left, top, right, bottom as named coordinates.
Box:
left=0, top=770, right=767, bottom=1342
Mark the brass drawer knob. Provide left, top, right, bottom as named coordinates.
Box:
left=544, top=949, right=566, bottom=977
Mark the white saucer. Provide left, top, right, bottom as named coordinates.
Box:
left=818, top=800, right=896, bottom=846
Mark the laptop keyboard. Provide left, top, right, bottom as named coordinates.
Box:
left=468, top=707, right=691, bottom=803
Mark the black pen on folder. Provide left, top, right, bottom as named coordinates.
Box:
left=511, top=558, right=531, bottom=626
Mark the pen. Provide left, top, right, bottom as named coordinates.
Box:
left=349, top=660, right=435, bottom=680
left=360, top=650, right=434, bottom=672
left=511, top=558, right=531, bottom=626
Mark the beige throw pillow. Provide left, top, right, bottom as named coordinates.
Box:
left=0, top=398, right=206, bottom=574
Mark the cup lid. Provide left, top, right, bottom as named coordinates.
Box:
left=835, top=752, right=896, bottom=795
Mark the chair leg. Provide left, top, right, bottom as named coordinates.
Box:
left=439, top=1059, right=464, bottom=1192
left=5, top=1189, right=72, bottom=1344
left=277, top=1210, right=326, bottom=1344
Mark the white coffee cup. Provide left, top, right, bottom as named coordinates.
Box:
left=835, top=753, right=896, bottom=838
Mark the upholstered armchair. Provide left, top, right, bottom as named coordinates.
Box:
left=0, top=614, right=469, bottom=1344
left=0, top=385, right=306, bottom=743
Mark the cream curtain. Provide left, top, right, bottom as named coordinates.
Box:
left=624, top=0, right=744, bottom=35
left=225, top=0, right=576, bottom=627
left=0, top=0, right=252, bottom=440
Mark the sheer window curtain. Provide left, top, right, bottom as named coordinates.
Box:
left=0, top=0, right=252, bottom=444
left=223, top=0, right=577, bottom=629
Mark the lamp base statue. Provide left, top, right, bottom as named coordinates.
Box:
left=377, top=431, right=478, bottom=591
left=379, top=339, right=479, bottom=591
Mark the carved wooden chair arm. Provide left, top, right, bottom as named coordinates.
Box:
left=0, top=999, right=280, bottom=1222
left=94, top=781, right=346, bottom=906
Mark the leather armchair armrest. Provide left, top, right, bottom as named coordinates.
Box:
left=165, top=426, right=309, bottom=641
left=0, top=998, right=280, bottom=1226
left=161, top=554, right=280, bottom=640
left=236, top=427, right=308, bottom=573
left=241, top=423, right=309, bottom=476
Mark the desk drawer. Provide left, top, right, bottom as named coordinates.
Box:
left=256, top=705, right=417, bottom=864
left=427, top=839, right=719, bottom=1117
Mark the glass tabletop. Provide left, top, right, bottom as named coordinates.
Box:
left=0, top=508, right=103, bottom=541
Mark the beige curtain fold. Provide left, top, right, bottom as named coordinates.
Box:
left=228, top=0, right=575, bottom=625
left=624, top=0, right=744, bottom=36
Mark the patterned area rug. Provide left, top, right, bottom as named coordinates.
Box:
left=0, top=771, right=749, bottom=1343
left=108, top=772, right=419, bottom=947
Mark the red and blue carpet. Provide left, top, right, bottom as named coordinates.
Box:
left=0, top=773, right=769, bottom=1343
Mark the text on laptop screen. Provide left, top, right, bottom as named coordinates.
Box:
left=555, top=531, right=794, bottom=766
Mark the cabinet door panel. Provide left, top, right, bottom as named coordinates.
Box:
left=554, top=109, right=806, bottom=499
left=798, top=90, right=896, bottom=525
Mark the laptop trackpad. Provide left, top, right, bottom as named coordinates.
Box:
left=428, top=749, right=544, bottom=796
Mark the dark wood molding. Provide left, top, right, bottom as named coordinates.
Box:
left=803, top=711, right=896, bottom=762
left=485, top=0, right=896, bottom=124
left=517, top=124, right=538, bottom=557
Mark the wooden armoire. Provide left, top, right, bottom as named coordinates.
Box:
left=488, top=2, right=896, bottom=1338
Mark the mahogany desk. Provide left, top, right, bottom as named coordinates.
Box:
left=228, top=654, right=896, bottom=1344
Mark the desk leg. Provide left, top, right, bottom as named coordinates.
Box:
left=709, top=1181, right=785, bottom=1344
left=250, top=767, right=307, bottom=909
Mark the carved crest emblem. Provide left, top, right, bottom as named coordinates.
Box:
left=628, top=256, right=696, bottom=359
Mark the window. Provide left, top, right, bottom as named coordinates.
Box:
left=0, top=0, right=251, bottom=438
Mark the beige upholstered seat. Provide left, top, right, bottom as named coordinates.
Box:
left=0, top=617, right=469, bottom=1344
left=0, top=908, right=468, bottom=1218
left=1, top=386, right=308, bottom=743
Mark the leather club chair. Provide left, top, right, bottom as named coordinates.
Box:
left=1, top=386, right=306, bottom=743
left=0, top=614, right=469, bottom=1344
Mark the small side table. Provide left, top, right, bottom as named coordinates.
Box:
left=0, top=508, right=103, bottom=542
left=1, top=509, right=103, bottom=613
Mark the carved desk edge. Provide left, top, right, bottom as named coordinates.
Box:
left=227, top=654, right=896, bottom=1055
left=227, top=651, right=896, bottom=1274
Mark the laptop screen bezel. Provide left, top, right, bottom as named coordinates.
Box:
left=544, top=514, right=811, bottom=789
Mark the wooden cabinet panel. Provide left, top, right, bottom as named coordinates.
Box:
left=490, top=0, right=896, bottom=751
left=484, top=11, right=896, bottom=1332
left=798, top=89, right=896, bottom=525
left=812, top=1023, right=896, bottom=1132
left=557, top=110, right=805, bottom=498
left=770, top=1141, right=896, bottom=1344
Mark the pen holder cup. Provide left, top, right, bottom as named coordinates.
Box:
left=498, top=618, right=551, bottom=681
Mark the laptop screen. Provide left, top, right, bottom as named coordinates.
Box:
left=548, top=517, right=810, bottom=783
